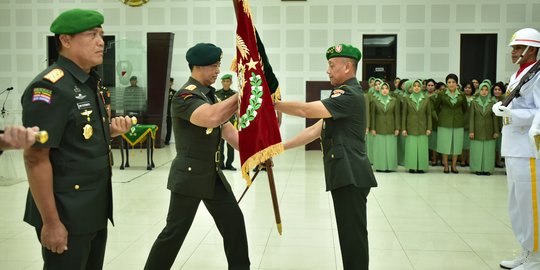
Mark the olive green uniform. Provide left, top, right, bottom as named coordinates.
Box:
left=215, top=88, right=237, bottom=169
left=370, top=96, right=400, bottom=171
left=469, top=97, right=499, bottom=173
left=144, top=77, right=249, bottom=270
left=402, top=93, right=432, bottom=171
left=321, top=77, right=377, bottom=270
left=22, top=55, right=113, bottom=270
left=434, top=90, right=467, bottom=155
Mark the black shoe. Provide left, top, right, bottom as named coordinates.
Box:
left=417, top=170, right=425, bottom=174
left=375, top=169, right=384, bottom=172
left=474, top=172, right=482, bottom=176
left=451, top=168, right=459, bottom=174
left=409, top=169, right=416, bottom=174
left=220, top=165, right=226, bottom=170
left=225, top=166, right=237, bottom=171
left=484, top=172, right=491, bottom=176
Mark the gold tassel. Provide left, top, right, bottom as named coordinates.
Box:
left=241, top=142, right=284, bottom=184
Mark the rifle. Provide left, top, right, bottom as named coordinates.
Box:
left=502, top=60, right=540, bottom=107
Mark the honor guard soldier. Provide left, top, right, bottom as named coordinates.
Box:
left=144, top=43, right=250, bottom=270
left=274, top=44, right=378, bottom=270
left=215, top=73, right=238, bottom=170
left=493, top=28, right=540, bottom=270
left=21, top=9, right=132, bottom=270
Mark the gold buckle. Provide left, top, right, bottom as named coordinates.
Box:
left=215, top=150, right=220, bottom=163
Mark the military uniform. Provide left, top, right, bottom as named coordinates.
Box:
left=20, top=9, right=113, bottom=270
left=321, top=45, right=377, bottom=270
left=22, top=55, right=112, bottom=268
left=215, top=83, right=237, bottom=169
left=144, top=43, right=249, bottom=270
left=165, top=85, right=176, bottom=144
left=370, top=91, right=400, bottom=172
left=402, top=90, right=432, bottom=172
left=469, top=89, right=498, bottom=174
left=434, top=89, right=467, bottom=155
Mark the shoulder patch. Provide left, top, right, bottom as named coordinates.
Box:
left=43, top=69, right=64, bottom=84
left=32, top=87, right=53, bottom=104
left=179, top=92, right=193, bottom=100
left=185, top=84, right=197, bottom=91
left=331, top=89, right=345, bottom=98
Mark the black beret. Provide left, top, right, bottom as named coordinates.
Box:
left=50, top=9, right=104, bottom=34
left=186, top=43, right=222, bottom=66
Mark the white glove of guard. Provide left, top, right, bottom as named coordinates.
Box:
left=529, top=126, right=540, bottom=159
left=492, top=101, right=512, bottom=117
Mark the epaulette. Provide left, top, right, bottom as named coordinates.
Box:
left=185, top=84, right=197, bottom=91
left=43, top=69, right=64, bottom=84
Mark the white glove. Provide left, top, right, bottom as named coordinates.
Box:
left=492, top=101, right=511, bottom=117
left=529, top=127, right=540, bottom=159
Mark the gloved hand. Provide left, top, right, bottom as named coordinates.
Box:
left=529, top=127, right=540, bottom=159
left=492, top=101, right=512, bottom=117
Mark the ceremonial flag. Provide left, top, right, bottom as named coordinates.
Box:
left=233, top=0, right=283, bottom=183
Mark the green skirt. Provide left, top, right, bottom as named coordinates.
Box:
left=429, top=131, right=437, bottom=150
left=437, top=127, right=464, bottom=155
left=397, top=134, right=405, bottom=166
left=367, top=132, right=374, bottom=162
left=462, top=129, right=470, bottom=150
left=372, top=134, right=398, bottom=171
left=469, top=140, right=496, bottom=173
left=404, top=135, right=429, bottom=170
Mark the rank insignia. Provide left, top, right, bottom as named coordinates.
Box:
left=331, top=89, right=345, bottom=98
left=75, top=93, right=87, bottom=100
left=81, top=110, right=93, bottom=122
left=43, top=69, right=64, bottom=84
left=180, top=93, right=193, bottom=100
left=83, top=124, right=93, bottom=139
left=185, top=84, right=197, bottom=91
left=32, top=88, right=52, bottom=104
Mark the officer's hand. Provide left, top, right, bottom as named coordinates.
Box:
left=370, top=130, right=376, bottom=136
left=0, top=125, right=39, bottom=150
left=110, top=116, right=133, bottom=137
left=41, top=221, right=68, bottom=254
left=426, top=130, right=432, bottom=136
left=469, top=132, right=474, bottom=139
left=492, top=101, right=511, bottom=117
left=402, top=130, right=408, bottom=136
left=493, top=133, right=499, bottom=139
left=394, top=130, right=399, bottom=136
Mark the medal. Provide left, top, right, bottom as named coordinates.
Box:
left=206, top=128, right=213, bottom=135
left=81, top=110, right=93, bottom=122
left=83, top=124, right=93, bottom=139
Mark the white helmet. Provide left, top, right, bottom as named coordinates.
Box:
left=508, top=28, right=540, bottom=47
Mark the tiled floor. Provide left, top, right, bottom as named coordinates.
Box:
left=0, top=146, right=521, bottom=269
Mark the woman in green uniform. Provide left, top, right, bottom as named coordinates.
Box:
left=402, top=79, right=432, bottom=173
left=371, top=82, right=400, bottom=172
left=434, top=74, right=467, bottom=173
left=469, top=82, right=499, bottom=175
left=426, top=79, right=439, bottom=165
left=366, top=78, right=383, bottom=163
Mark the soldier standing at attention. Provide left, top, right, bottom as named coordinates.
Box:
left=21, top=9, right=132, bottom=269
left=215, top=74, right=238, bottom=170
left=493, top=28, right=540, bottom=270
left=274, top=44, right=377, bottom=270
left=144, top=43, right=250, bottom=270
left=165, top=77, right=176, bottom=145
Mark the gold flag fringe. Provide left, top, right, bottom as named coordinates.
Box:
left=271, top=86, right=282, bottom=104
left=230, top=55, right=238, bottom=72
left=241, top=142, right=284, bottom=185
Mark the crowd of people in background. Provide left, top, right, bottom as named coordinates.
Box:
left=364, top=74, right=507, bottom=176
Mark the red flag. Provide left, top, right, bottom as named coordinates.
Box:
left=233, top=0, right=283, bottom=183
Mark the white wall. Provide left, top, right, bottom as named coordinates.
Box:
left=0, top=0, right=538, bottom=140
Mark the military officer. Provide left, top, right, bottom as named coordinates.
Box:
left=274, top=44, right=377, bottom=270
left=144, top=43, right=250, bottom=270
left=21, top=9, right=132, bottom=270
left=0, top=125, right=39, bottom=154
left=215, top=73, right=238, bottom=170
left=165, top=77, right=176, bottom=145
left=492, top=28, right=540, bottom=270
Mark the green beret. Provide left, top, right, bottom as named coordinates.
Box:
left=50, top=9, right=104, bottom=34
left=186, top=43, right=222, bottom=66
left=221, top=74, right=232, bottom=80
left=326, top=44, right=362, bottom=61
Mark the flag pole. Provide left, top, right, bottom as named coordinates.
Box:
left=237, top=165, right=261, bottom=203
left=265, top=159, right=282, bottom=235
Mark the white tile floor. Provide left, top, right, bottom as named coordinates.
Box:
left=0, top=146, right=521, bottom=269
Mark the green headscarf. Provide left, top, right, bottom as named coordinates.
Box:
left=377, top=82, right=392, bottom=110
left=476, top=82, right=492, bottom=113
left=410, top=79, right=425, bottom=110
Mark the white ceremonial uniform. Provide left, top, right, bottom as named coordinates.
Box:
left=501, top=61, right=540, bottom=252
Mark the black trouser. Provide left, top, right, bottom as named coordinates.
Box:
left=37, top=228, right=107, bottom=270
left=165, top=115, right=172, bottom=144
left=331, top=185, right=371, bottom=270
left=219, top=138, right=235, bottom=167
left=144, top=179, right=250, bottom=270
